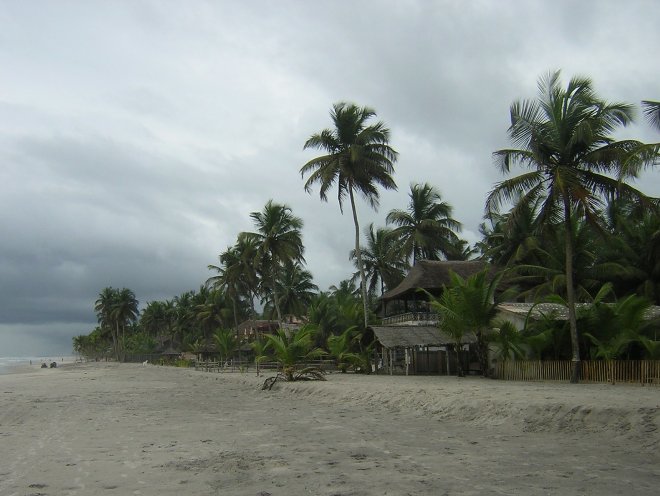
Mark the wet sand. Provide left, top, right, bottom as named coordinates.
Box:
left=0, top=362, right=658, bottom=495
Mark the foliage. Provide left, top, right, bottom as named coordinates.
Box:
left=239, top=200, right=305, bottom=323
left=326, top=326, right=362, bottom=373
left=487, top=70, right=655, bottom=382
left=490, top=320, right=525, bottom=362
left=386, top=182, right=462, bottom=264
left=213, top=328, right=239, bottom=364
left=302, top=101, right=398, bottom=327
left=581, top=292, right=657, bottom=360
left=350, top=224, right=407, bottom=297
left=427, top=269, right=502, bottom=377
left=94, top=287, right=139, bottom=361
left=262, top=325, right=326, bottom=381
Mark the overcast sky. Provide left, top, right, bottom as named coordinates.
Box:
left=1, top=0, right=658, bottom=356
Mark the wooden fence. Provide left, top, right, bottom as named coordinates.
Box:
left=494, top=360, right=660, bottom=385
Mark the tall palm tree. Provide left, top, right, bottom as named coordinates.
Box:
left=487, top=70, right=653, bottom=383
left=239, top=200, right=305, bottom=324
left=112, top=288, right=139, bottom=359
left=350, top=223, right=407, bottom=296
left=95, top=287, right=119, bottom=359
left=301, top=102, right=398, bottom=327
left=207, top=241, right=257, bottom=329
left=196, top=289, right=232, bottom=340
left=386, top=182, right=462, bottom=264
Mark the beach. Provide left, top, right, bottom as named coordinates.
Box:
left=0, top=363, right=658, bottom=495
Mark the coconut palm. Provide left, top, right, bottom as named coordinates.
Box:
left=95, top=287, right=119, bottom=359
left=213, top=328, right=239, bottom=367
left=642, top=100, right=660, bottom=131
left=301, top=102, right=398, bottom=328
left=326, top=326, right=362, bottom=373
left=427, top=269, right=502, bottom=377
left=478, top=196, right=543, bottom=267
left=491, top=320, right=525, bottom=362
left=239, top=200, right=305, bottom=324
left=487, top=70, right=653, bottom=383
left=112, top=288, right=139, bottom=359
left=386, top=182, right=462, bottom=264
left=262, top=325, right=326, bottom=381
left=207, top=237, right=260, bottom=326
left=270, top=262, right=318, bottom=320
left=428, top=283, right=469, bottom=376
left=196, top=289, right=232, bottom=340
left=350, top=223, right=407, bottom=297
left=601, top=198, right=660, bottom=304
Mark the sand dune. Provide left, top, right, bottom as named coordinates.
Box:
left=0, top=362, right=658, bottom=495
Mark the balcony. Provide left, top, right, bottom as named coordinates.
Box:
left=380, top=312, right=440, bottom=326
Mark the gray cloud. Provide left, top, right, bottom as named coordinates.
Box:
left=1, top=0, right=658, bottom=355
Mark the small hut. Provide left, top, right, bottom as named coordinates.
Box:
left=370, top=325, right=477, bottom=375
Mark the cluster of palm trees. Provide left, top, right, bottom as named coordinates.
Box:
left=74, top=287, right=139, bottom=361
left=74, top=70, right=658, bottom=385
left=483, top=71, right=658, bottom=382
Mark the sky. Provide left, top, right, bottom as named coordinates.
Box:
left=1, top=0, right=659, bottom=356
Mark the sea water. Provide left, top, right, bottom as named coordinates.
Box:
left=0, top=356, right=74, bottom=375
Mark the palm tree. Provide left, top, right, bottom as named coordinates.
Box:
left=196, top=289, right=232, bottom=340
left=642, top=100, right=660, bottom=131
left=491, top=320, right=525, bottom=363
left=94, top=287, right=138, bottom=361
left=262, top=325, right=326, bottom=381
left=301, top=102, right=398, bottom=327
left=386, top=182, right=462, bottom=264
left=601, top=198, right=660, bottom=303
left=326, top=326, right=362, bottom=373
left=270, top=262, right=318, bottom=321
left=207, top=237, right=260, bottom=328
left=240, top=200, right=305, bottom=324
left=95, top=287, right=119, bottom=359
left=350, top=223, right=407, bottom=297
left=213, top=328, right=238, bottom=367
left=478, top=197, right=542, bottom=267
left=487, top=70, right=653, bottom=383
left=112, top=288, right=139, bottom=359
left=429, top=269, right=502, bottom=377
left=428, top=283, right=469, bottom=376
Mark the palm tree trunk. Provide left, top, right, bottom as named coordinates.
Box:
left=349, top=186, right=369, bottom=329
left=563, top=198, right=581, bottom=383
left=114, top=321, right=121, bottom=361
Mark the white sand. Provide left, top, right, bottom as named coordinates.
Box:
left=0, top=362, right=658, bottom=495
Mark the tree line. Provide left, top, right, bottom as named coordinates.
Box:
left=74, top=71, right=659, bottom=382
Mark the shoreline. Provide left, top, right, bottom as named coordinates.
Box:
left=1, top=362, right=658, bottom=495
left=0, top=356, right=78, bottom=375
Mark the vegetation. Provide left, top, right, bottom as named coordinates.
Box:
left=261, top=325, right=326, bottom=382
left=301, top=102, right=399, bottom=328
left=75, top=75, right=659, bottom=385
left=386, top=182, right=462, bottom=264
left=487, top=71, right=655, bottom=383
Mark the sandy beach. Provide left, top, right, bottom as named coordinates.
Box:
left=0, top=363, right=658, bottom=496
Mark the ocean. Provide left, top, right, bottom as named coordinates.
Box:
left=0, top=356, right=75, bottom=374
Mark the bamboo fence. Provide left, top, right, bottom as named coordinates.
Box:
left=494, top=360, right=660, bottom=385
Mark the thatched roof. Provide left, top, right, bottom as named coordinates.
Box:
left=371, top=325, right=477, bottom=348
left=381, top=260, right=488, bottom=302
left=236, top=319, right=279, bottom=333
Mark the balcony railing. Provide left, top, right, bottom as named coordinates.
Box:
left=381, top=312, right=440, bottom=326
